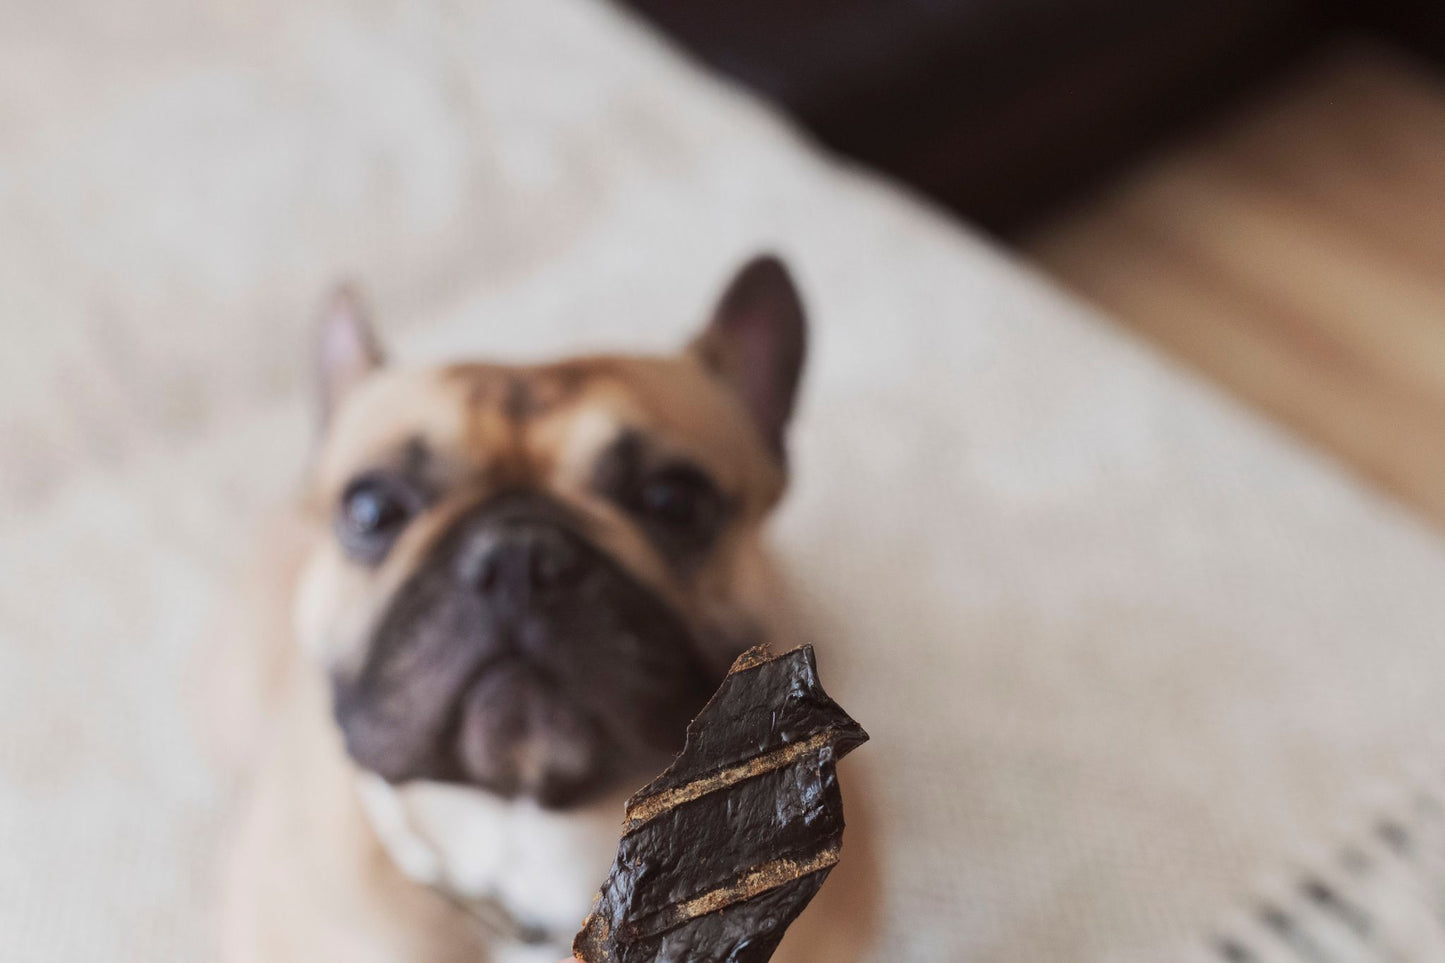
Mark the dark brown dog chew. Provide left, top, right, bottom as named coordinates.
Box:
left=573, top=644, right=868, bottom=962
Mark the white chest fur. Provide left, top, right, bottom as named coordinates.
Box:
left=356, top=774, right=628, bottom=960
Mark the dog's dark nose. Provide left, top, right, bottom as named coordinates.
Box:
left=467, top=523, right=585, bottom=603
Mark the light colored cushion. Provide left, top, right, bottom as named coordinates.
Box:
left=5, top=1, right=1445, bottom=961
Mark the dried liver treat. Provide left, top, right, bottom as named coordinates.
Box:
left=574, top=644, right=868, bottom=963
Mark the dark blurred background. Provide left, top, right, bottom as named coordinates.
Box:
left=624, top=0, right=1445, bottom=235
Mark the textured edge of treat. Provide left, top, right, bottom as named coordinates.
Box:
left=574, top=644, right=867, bottom=962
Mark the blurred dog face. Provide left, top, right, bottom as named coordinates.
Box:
left=293, top=257, right=806, bottom=808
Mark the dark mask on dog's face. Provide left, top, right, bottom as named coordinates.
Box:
left=294, top=257, right=806, bottom=809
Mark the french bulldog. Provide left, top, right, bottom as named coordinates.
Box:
left=216, top=256, right=876, bottom=963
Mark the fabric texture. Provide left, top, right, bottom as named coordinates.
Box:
left=3, top=1, right=1445, bottom=961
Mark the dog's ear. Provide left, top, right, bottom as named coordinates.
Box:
left=690, top=254, right=807, bottom=459
left=316, top=284, right=385, bottom=429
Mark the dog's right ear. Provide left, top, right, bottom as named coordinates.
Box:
left=316, top=284, right=385, bottom=429
left=689, top=255, right=807, bottom=461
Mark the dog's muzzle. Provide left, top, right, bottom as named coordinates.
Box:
left=332, top=492, right=718, bottom=809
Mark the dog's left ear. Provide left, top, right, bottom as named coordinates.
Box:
left=690, top=254, right=807, bottom=459
left=316, top=284, right=385, bottom=430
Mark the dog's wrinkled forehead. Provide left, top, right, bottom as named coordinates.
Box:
left=314, top=355, right=783, bottom=516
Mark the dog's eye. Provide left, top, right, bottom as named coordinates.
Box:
left=641, top=474, right=701, bottom=526
left=635, top=466, right=726, bottom=544
left=335, top=475, right=417, bottom=564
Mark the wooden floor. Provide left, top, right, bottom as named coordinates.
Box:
left=1027, top=43, right=1445, bottom=527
